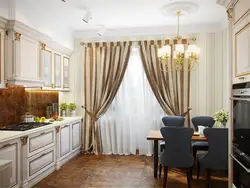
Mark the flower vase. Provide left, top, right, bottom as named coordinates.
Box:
left=61, top=110, right=66, bottom=117
left=70, top=110, right=76, bottom=117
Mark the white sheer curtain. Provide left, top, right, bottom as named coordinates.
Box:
left=99, top=47, right=165, bottom=156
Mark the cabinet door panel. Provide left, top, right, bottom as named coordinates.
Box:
left=63, top=57, right=69, bottom=89
left=72, top=122, right=81, bottom=150
left=28, top=130, right=55, bottom=157
left=0, top=143, right=18, bottom=187
left=233, top=13, right=250, bottom=84
left=54, top=53, right=62, bottom=88
left=44, top=50, right=52, bottom=87
left=28, top=147, right=55, bottom=179
left=60, top=125, right=70, bottom=157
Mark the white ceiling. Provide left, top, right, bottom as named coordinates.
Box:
left=0, top=0, right=227, bottom=49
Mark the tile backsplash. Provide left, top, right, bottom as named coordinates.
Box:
left=0, top=85, right=58, bottom=127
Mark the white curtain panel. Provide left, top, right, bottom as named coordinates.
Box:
left=99, top=47, right=165, bottom=156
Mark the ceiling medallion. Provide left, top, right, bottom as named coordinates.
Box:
left=161, top=1, right=199, bottom=17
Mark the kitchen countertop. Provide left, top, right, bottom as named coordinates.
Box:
left=0, top=116, right=82, bottom=143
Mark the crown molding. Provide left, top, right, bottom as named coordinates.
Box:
left=75, top=23, right=224, bottom=41
left=6, top=19, right=73, bottom=56
left=216, top=0, right=238, bottom=8
left=0, top=17, right=8, bottom=30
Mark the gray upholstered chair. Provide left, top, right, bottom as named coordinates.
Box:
left=160, top=116, right=185, bottom=149
left=159, top=116, right=185, bottom=177
left=159, top=127, right=194, bottom=188
left=192, top=116, right=215, bottom=159
left=197, top=128, right=228, bottom=188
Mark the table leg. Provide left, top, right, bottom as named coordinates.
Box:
left=154, top=140, right=158, bottom=178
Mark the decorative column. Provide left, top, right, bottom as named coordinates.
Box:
left=20, top=136, right=28, bottom=188
left=13, top=31, right=21, bottom=78
left=55, top=126, right=61, bottom=170
left=39, top=42, right=46, bottom=81
left=227, top=6, right=234, bottom=187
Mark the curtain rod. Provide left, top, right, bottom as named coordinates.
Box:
left=80, top=37, right=198, bottom=46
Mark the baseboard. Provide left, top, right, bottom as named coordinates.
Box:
left=27, top=166, right=55, bottom=188
left=59, top=148, right=81, bottom=167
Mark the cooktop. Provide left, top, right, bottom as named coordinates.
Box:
left=0, top=122, right=52, bottom=131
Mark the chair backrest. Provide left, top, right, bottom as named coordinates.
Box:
left=191, top=116, right=215, bottom=131
left=160, top=127, right=194, bottom=168
left=202, top=128, right=228, bottom=170
left=162, top=116, right=185, bottom=127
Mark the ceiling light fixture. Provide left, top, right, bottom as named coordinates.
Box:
left=158, top=11, right=200, bottom=72
left=82, top=11, right=92, bottom=23
left=97, top=26, right=106, bottom=36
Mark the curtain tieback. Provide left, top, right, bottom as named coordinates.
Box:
left=81, top=105, right=98, bottom=121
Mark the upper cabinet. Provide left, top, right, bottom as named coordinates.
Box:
left=232, top=0, right=250, bottom=84
left=41, top=45, right=70, bottom=91
left=3, top=19, right=73, bottom=89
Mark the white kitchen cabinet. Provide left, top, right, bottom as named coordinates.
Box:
left=72, top=121, right=81, bottom=151
left=232, top=3, right=250, bottom=84
left=0, top=139, right=21, bottom=188
left=41, top=48, right=70, bottom=91
left=54, top=53, right=62, bottom=89
left=63, top=56, right=70, bottom=89
left=27, top=146, right=55, bottom=181
left=55, top=119, right=82, bottom=169
left=43, top=49, right=53, bottom=87
left=0, top=29, right=5, bottom=88
left=59, top=124, right=71, bottom=158
left=27, top=129, right=55, bottom=158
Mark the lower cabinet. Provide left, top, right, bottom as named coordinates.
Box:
left=59, top=124, right=71, bottom=158
left=72, top=121, right=81, bottom=151
left=56, top=120, right=82, bottom=168
left=0, top=118, right=82, bottom=188
left=0, top=138, right=21, bottom=188
left=27, top=146, right=55, bottom=181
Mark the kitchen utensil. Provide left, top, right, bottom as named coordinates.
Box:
left=21, top=112, right=35, bottom=123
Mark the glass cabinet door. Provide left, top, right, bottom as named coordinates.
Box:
left=63, top=57, right=69, bottom=89
left=44, top=50, right=52, bottom=87
left=54, top=53, right=62, bottom=88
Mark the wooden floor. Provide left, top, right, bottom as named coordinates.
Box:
left=34, top=154, right=228, bottom=188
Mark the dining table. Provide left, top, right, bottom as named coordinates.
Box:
left=147, top=130, right=208, bottom=178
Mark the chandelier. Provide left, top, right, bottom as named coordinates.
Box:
left=158, top=11, right=200, bottom=72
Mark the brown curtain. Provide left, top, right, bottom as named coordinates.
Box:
left=83, top=41, right=132, bottom=154
left=139, top=40, right=191, bottom=126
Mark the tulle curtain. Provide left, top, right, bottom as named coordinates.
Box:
left=99, top=47, right=165, bottom=156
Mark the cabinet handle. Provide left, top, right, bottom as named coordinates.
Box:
left=0, top=143, right=11, bottom=149
left=239, top=77, right=245, bottom=80
left=40, top=152, right=48, bottom=157
left=40, top=132, right=46, bottom=136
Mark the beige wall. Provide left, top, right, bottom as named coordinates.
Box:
left=190, top=31, right=229, bottom=119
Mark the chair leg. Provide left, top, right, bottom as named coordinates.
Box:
left=206, top=169, right=211, bottom=188
left=193, top=148, right=197, bottom=160
left=186, top=168, right=192, bottom=188
left=163, top=166, right=168, bottom=188
left=197, top=160, right=200, bottom=180
left=159, top=164, right=162, bottom=178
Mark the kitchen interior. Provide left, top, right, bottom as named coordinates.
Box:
left=0, top=0, right=249, bottom=188
left=0, top=3, right=82, bottom=187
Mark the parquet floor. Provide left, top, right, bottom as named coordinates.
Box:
left=34, top=154, right=228, bottom=188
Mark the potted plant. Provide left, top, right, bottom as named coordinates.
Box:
left=213, top=109, right=229, bottom=128
left=60, top=103, right=68, bottom=117
left=68, top=103, right=76, bottom=117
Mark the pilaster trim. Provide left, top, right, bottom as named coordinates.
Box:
left=21, top=136, right=28, bottom=146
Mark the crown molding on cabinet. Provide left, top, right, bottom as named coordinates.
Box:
left=217, top=0, right=238, bottom=8
left=0, top=17, right=8, bottom=30
left=5, top=18, right=73, bottom=56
